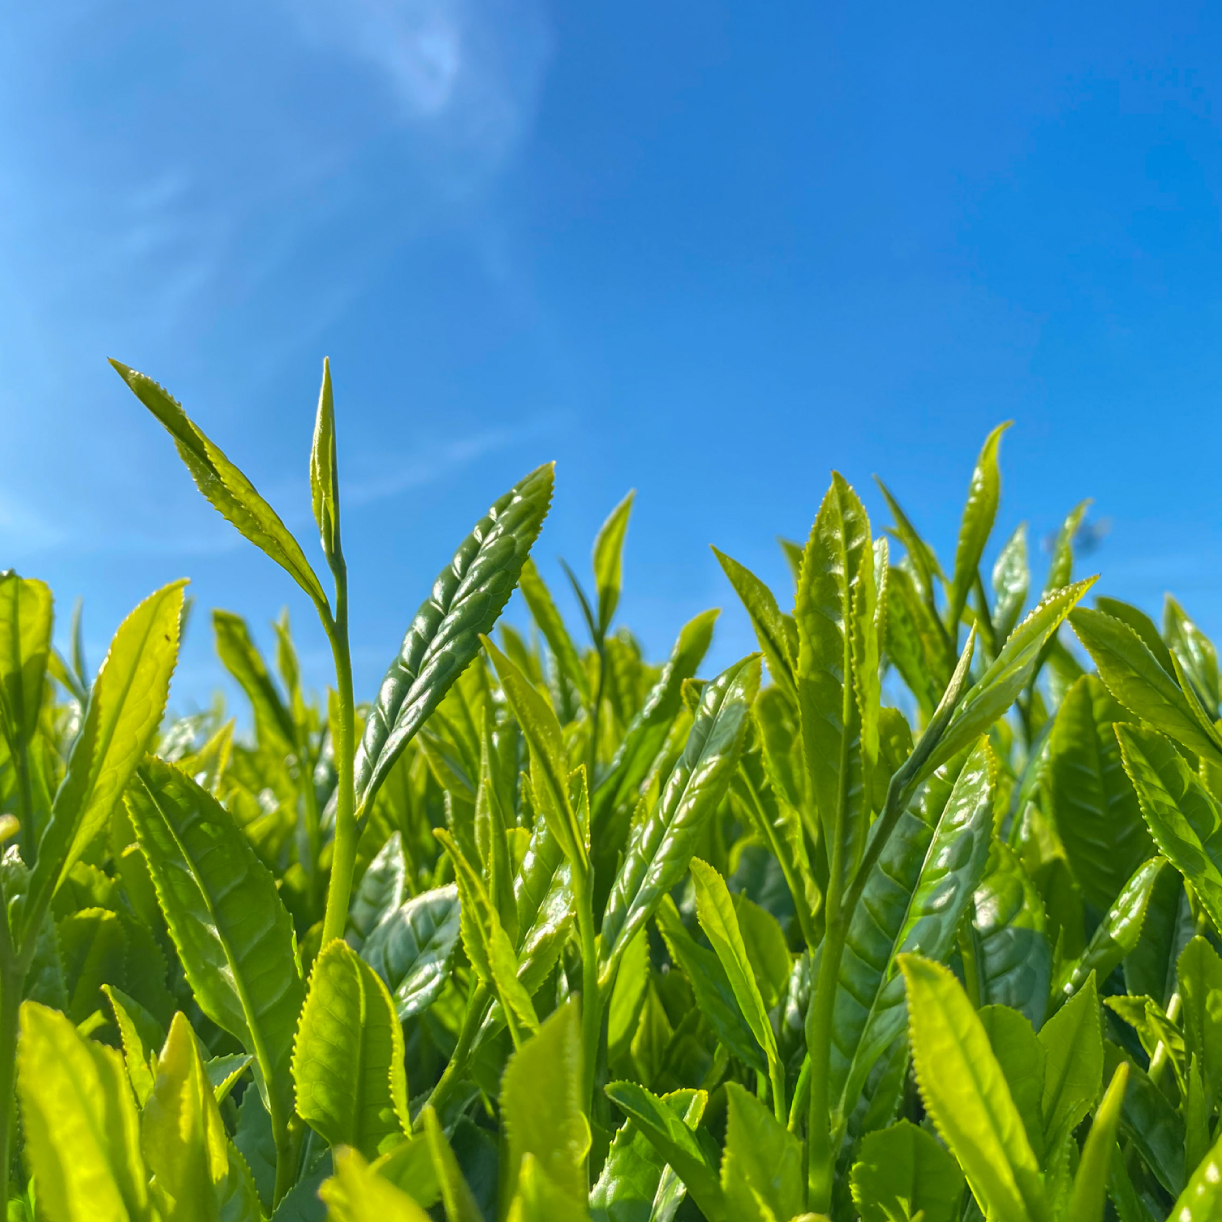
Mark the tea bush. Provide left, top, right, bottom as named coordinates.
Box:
left=0, top=361, right=1218, bottom=1221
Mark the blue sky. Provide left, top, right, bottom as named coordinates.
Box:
left=3, top=0, right=1222, bottom=708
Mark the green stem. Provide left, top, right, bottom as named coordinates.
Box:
left=806, top=905, right=846, bottom=1213
left=574, top=867, right=602, bottom=1115
left=426, top=982, right=490, bottom=1118
left=319, top=565, right=356, bottom=947
left=0, top=925, right=25, bottom=1215
left=768, top=1055, right=787, bottom=1126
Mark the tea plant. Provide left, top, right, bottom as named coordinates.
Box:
left=2, top=366, right=1221, bottom=1222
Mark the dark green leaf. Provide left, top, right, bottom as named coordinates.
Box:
left=850, top=1119, right=965, bottom=1222
left=353, top=463, right=554, bottom=813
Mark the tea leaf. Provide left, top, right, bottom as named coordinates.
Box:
left=320, top=1148, right=432, bottom=1222
left=142, top=1011, right=263, bottom=1222
left=1072, top=607, right=1222, bottom=761
left=0, top=572, right=52, bottom=754
left=17, top=1001, right=152, bottom=1222
left=593, top=490, right=634, bottom=636
left=111, top=361, right=328, bottom=607
left=599, top=654, right=760, bottom=978
left=900, top=953, right=1049, bottom=1222
left=353, top=462, right=554, bottom=813
left=293, top=939, right=408, bottom=1159
left=126, top=758, right=304, bottom=1169
left=310, top=357, right=341, bottom=566
left=949, top=422, right=1010, bottom=630
left=850, top=1119, right=965, bottom=1222
left=1066, top=1062, right=1128, bottom=1222
left=28, top=579, right=186, bottom=915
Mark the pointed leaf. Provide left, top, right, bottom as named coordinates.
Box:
left=712, top=548, right=795, bottom=697
left=1039, top=971, right=1103, bottom=1155
left=28, top=580, right=186, bottom=913
left=719, top=1082, right=803, bottom=1222
left=0, top=571, right=52, bottom=753
left=900, top=954, right=1048, bottom=1222
left=111, top=361, right=327, bottom=606
left=599, top=655, right=760, bottom=979
left=17, top=1000, right=152, bottom=1222
left=1072, top=608, right=1222, bottom=761
left=593, top=491, right=635, bottom=635
left=359, top=885, right=461, bottom=1021
left=501, top=1000, right=588, bottom=1208
left=949, top=422, right=1010, bottom=629
left=293, top=939, right=408, bottom=1159
left=310, top=357, right=342, bottom=565
left=319, top=1148, right=432, bottom=1222
left=353, top=462, right=554, bottom=812
left=1067, top=1062, right=1127, bottom=1222
left=126, top=758, right=305, bottom=1158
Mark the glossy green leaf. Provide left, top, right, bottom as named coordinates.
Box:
left=1047, top=674, right=1151, bottom=909
left=212, top=610, right=294, bottom=753
left=319, top=1148, right=432, bottom=1222
left=1094, top=596, right=1173, bottom=674
left=359, top=884, right=461, bottom=1020
left=29, top=579, right=186, bottom=913
left=293, top=938, right=408, bottom=1159
left=1054, top=857, right=1167, bottom=1003
left=1179, top=936, right=1222, bottom=1106
left=654, top=897, right=765, bottom=1073
left=603, top=1081, right=725, bottom=1222
left=719, top=1082, right=803, bottom=1222
left=590, top=1088, right=705, bottom=1222
left=0, top=571, right=52, bottom=753
left=923, top=578, right=1095, bottom=779
left=1039, top=971, right=1103, bottom=1155
left=968, top=839, right=1051, bottom=1028
left=142, top=1011, right=262, bottom=1222
left=900, top=954, right=1049, bottom=1222
left=794, top=472, right=872, bottom=853
left=353, top=462, right=554, bottom=812
left=1111, top=1046, right=1184, bottom=1197
left=829, top=740, right=995, bottom=1126
left=482, top=638, right=585, bottom=872
left=875, top=477, right=944, bottom=609
left=1045, top=500, right=1089, bottom=594
left=593, top=490, right=634, bottom=635
left=103, top=983, right=162, bottom=1107
left=111, top=361, right=327, bottom=607
left=1169, top=1118, right=1222, bottom=1221
left=991, top=523, right=1029, bottom=646
left=126, top=758, right=305, bottom=1165
left=310, top=357, right=341, bottom=566
left=438, top=827, right=539, bottom=1044
left=1072, top=607, right=1222, bottom=761
left=348, top=834, right=407, bottom=949
left=501, top=1000, right=588, bottom=1208
left=17, top=1000, right=152, bottom=1222
left=1067, top=1062, right=1127, bottom=1222
left=949, top=422, right=1010, bottom=630
left=599, top=654, right=760, bottom=980
left=689, top=858, right=780, bottom=1083
left=712, top=548, right=795, bottom=698
left=850, top=1119, right=965, bottom=1222
left=1164, top=595, right=1220, bottom=717
left=977, top=1004, right=1046, bottom=1165
left=1116, top=723, right=1222, bottom=934
left=519, top=558, right=591, bottom=704
left=419, top=1107, right=482, bottom=1222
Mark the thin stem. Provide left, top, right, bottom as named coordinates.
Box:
left=768, top=1055, right=787, bottom=1126
left=806, top=902, right=846, bottom=1213
left=0, top=877, right=25, bottom=1218
left=574, top=866, right=602, bottom=1115
left=426, top=982, right=490, bottom=1118
left=319, top=565, right=356, bottom=947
